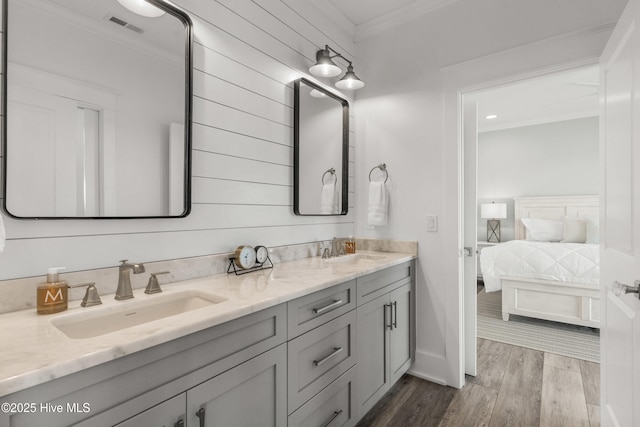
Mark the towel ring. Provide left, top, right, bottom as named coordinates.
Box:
left=368, top=163, right=388, bottom=183
left=322, top=168, right=336, bottom=185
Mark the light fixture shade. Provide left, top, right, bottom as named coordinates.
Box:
left=309, top=49, right=342, bottom=78
left=335, top=64, right=365, bottom=90
left=117, top=0, right=165, bottom=17
left=481, top=202, right=507, bottom=219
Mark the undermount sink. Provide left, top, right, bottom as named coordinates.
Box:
left=323, top=253, right=388, bottom=264
left=51, top=289, right=227, bottom=339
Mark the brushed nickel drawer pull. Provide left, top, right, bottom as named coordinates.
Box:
left=313, top=346, right=343, bottom=367
left=313, top=299, right=343, bottom=314
left=320, top=409, right=343, bottom=427
left=195, top=408, right=205, bottom=427
left=393, top=301, right=398, bottom=329
left=384, top=303, right=393, bottom=330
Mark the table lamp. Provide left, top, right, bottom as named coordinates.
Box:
left=481, top=202, right=507, bottom=243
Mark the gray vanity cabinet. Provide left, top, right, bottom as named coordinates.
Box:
left=355, top=262, right=414, bottom=420
left=1, top=304, right=287, bottom=427
left=187, top=344, right=287, bottom=427
left=0, top=259, right=414, bottom=427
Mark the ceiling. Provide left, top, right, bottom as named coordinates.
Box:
left=469, top=66, right=600, bottom=133
left=314, top=0, right=603, bottom=132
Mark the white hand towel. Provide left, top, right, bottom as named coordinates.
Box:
left=0, top=213, right=5, bottom=253
left=320, top=184, right=336, bottom=214
left=368, top=181, right=388, bottom=226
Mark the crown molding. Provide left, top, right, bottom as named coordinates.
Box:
left=355, top=0, right=459, bottom=41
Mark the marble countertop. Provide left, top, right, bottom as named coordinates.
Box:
left=0, top=251, right=415, bottom=397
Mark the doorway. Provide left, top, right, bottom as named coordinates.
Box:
left=462, top=65, right=601, bottom=375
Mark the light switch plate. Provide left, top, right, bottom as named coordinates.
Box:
left=426, top=215, right=438, bottom=232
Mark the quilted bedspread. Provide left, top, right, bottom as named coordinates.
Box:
left=479, top=240, right=600, bottom=293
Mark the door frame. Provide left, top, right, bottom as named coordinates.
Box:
left=456, top=58, right=600, bottom=386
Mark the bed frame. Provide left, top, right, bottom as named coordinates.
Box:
left=501, top=195, right=600, bottom=328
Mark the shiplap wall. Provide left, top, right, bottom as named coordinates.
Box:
left=0, top=0, right=357, bottom=280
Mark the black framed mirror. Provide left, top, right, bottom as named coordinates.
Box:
left=293, top=78, right=349, bottom=215
left=2, top=0, right=193, bottom=218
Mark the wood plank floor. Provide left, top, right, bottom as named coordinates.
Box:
left=356, top=338, right=600, bottom=427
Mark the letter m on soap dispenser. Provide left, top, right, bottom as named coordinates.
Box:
left=45, top=288, right=64, bottom=303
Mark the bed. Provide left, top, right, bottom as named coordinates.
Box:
left=479, top=195, right=600, bottom=328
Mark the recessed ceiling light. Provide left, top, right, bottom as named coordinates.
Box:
left=485, top=114, right=498, bottom=120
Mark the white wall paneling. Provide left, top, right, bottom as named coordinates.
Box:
left=0, top=0, right=357, bottom=280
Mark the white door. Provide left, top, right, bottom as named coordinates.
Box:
left=463, top=98, right=478, bottom=376
left=600, top=0, right=640, bottom=425
left=6, top=84, right=77, bottom=217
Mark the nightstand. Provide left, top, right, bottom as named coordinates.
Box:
left=476, top=241, right=499, bottom=279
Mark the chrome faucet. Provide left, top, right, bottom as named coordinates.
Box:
left=115, top=260, right=145, bottom=300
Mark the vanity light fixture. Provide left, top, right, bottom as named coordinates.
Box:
left=309, top=45, right=365, bottom=90
left=117, top=0, right=165, bottom=17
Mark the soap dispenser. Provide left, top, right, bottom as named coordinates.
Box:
left=37, top=267, right=68, bottom=314
left=345, top=235, right=356, bottom=254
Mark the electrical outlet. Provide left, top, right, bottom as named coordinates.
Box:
left=426, top=215, right=438, bottom=232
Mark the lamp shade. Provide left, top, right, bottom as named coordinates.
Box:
left=335, top=64, right=365, bottom=90
left=309, top=49, right=342, bottom=78
left=481, top=203, right=507, bottom=219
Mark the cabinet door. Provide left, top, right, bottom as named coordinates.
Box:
left=114, top=394, right=186, bottom=427
left=389, top=282, right=412, bottom=384
left=356, top=294, right=390, bottom=420
left=187, top=344, right=287, bottom=427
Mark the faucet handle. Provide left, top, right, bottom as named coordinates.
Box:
left=119, top=259, right=128, bottom=264
left=70, top=282, right=102, bottom=307
left=145, top=271, right=170, bottom=294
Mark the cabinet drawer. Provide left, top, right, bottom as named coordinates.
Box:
left=288, top=367, right=356, bottom=427
left=288, top=280, right=356, bottom=339
left=357, top=261, right=414, bottom=305
left=288, top=311, right=357, bottom=412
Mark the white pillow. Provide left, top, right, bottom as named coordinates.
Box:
left=521, top=218, right=564, bottom=242
left=562, top=217, right=587, bottom=243
left=584, top=216, right=600, bottom=244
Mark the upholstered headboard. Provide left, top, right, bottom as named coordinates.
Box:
left=514, top=195, right=599, bottom=240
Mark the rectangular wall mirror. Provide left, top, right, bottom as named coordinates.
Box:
left=2, top=0, right=193, bottom=218
left=294, top=78, right=349, bottom=215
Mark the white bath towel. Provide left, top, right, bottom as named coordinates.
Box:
left=320, top=184, right=337, bottom=214
left=368, top=181, right=388, bottom=226
left=0, top=213, right=5, bottom=253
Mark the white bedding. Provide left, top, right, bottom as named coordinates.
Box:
left=480, top=240, right=600, bottom=292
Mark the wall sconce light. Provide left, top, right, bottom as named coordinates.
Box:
left=117, top=0, right=165, bottom=17
left=481, top=202, right=507, bottom=243
left=309, top=45, right=365, bottom=90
